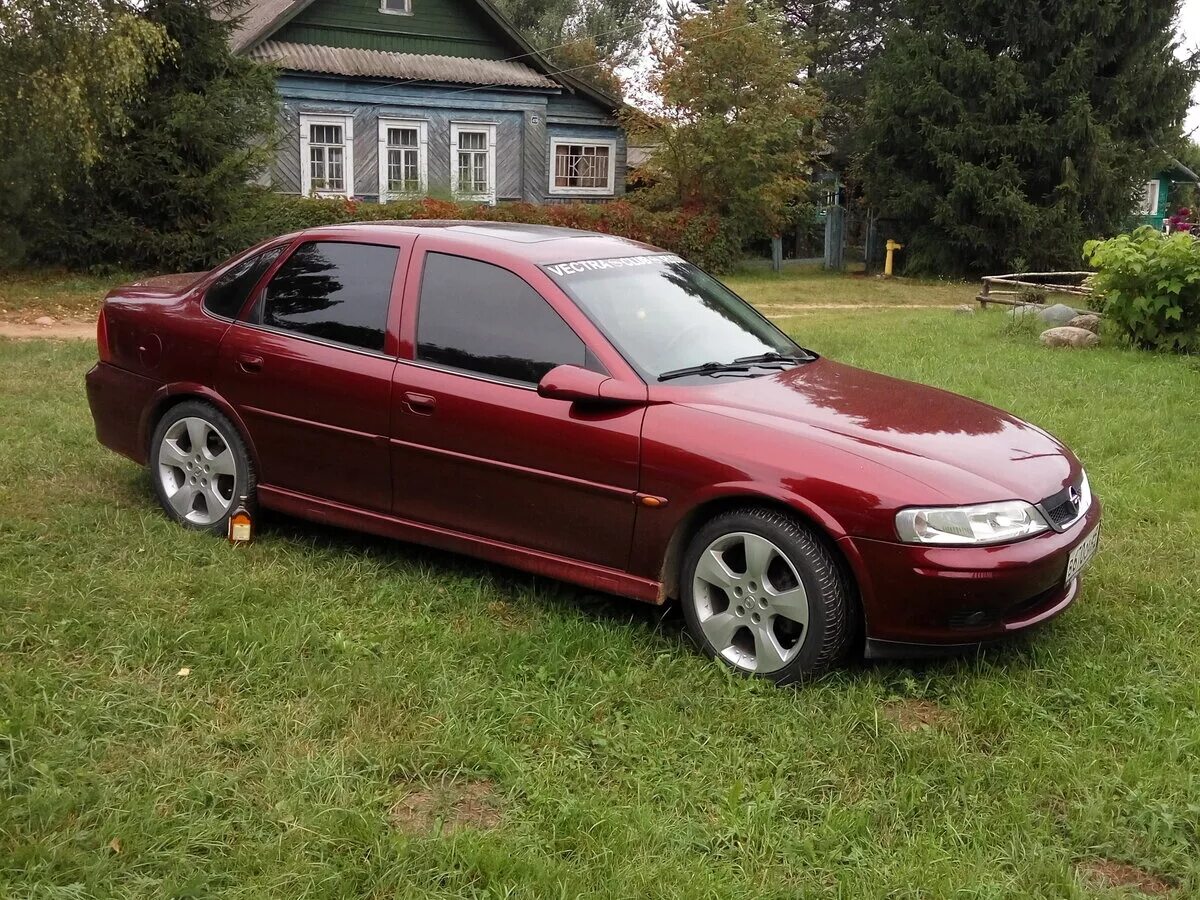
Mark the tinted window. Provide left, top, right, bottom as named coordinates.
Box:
left=202, top=246, right=284, bottom=319
left=416, top=253, right=593, bottom=384
left=255, top=241, right=399, bottom=352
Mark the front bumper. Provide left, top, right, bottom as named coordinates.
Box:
left=840, top=498, right=1101, bottom=657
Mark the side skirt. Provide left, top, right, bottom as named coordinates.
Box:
left=257, top=484, right=664, bottom=604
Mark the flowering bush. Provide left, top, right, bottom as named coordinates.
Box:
left=226, top=192, right=743, bottom=273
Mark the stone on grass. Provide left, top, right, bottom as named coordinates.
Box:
left=1038, top=303, right=1079, bottom=326
left=1007, top=304, right=1041, bottom=319
left=954, top=304, right=975, bottom=315
left=1040, top=326, right=1100, bottom=349
left=1067, top=313, right=1101, bottom=333
left=34, top=316, right=56, bottom=327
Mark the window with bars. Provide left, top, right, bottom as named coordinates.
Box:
left=456, top=129, right=490, bottom=196
left=309, top=123, right=345, bottom=193
left=552, top=142, right=613, bottom=192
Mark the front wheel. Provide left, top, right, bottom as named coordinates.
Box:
left=149, top=400, right=255, bottom=534
left=680, top=507, right=854, bottom=684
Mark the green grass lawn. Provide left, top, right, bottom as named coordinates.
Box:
left=3, top=306, right=1199, bottom=898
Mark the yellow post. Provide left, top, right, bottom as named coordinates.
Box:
left=884, top=239, right=904, bottom=277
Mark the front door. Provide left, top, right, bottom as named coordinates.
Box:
left=216, top=239, right=404, bottom=512
left=389, top=248, right=644, bottom=570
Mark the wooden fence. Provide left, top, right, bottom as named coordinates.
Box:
left=976, top=271, right=1100, bottom=314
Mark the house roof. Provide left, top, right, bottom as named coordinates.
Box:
left=249, top=40, right=558, bottom=89
left=221, top=0, right=620, bottom=111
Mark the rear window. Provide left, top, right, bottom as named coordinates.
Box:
left=202, top=247, right=284, bottom=319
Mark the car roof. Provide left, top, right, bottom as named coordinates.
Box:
left=299, top=220, right=666, bottom=265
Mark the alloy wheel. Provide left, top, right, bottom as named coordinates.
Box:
left=157, top=416, right=238, bottom=525
left=691, top=531, right=810, bottom=674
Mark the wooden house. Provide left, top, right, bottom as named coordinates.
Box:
left=1137, top=157, right=1199, bottom=230
left=227, top=0, right=627, bottom=204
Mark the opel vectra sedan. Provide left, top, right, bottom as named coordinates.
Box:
left=86, top=222, right=1100, bottom=683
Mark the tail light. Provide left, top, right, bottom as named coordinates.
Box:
left=96, top=307, right=112, bottom=362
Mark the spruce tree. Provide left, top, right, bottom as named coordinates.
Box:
left=859, top=0, right=1195, bottom=274
left=34, top=0, right=277, bottom=271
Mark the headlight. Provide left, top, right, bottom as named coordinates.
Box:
left=895, top=500, right=1050, bottom=545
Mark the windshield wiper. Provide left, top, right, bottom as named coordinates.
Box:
left=732, top=350, right=817, bottom=365
left=657, top=360, right=754, bottom=382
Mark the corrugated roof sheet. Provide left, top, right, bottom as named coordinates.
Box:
left=218, top=0, right=312, bottom=53
left=248, top=40, right=558, bottom=89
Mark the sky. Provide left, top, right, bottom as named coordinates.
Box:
left=1181, top=0, right=1200, bottom=136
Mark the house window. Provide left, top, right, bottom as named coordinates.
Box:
left=549, top=139, right=616, bottom=195
left=450, top=122, right=496, bottom=203
left=380, top=0, right=412, bottom=15
left=378, top=118, right=427, bottom=199
left=299, top=114, right=354, bottom=197
left=1140, top=179, right=1159, bottom=216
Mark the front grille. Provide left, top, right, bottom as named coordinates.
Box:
left=1044, top=494, right=1079, bottom=527
left=1039, top=474, right=1089, bottom=531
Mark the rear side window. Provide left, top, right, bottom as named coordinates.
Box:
left=254, top=241, right=399, bottom=353
left=416, top=252, right=593, bottom=384
left=203, top=246, right=284, bottom=319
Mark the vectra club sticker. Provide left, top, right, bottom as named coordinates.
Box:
left=544, top=254, right=682, bottom=277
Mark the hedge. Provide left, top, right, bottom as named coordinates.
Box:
left=223, top=192, right=744, bottom=274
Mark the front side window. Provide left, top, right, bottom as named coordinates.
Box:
left=1140, top=179, right=1159, bottom=216
left=550, top=139, right=615, bottom=195
left=378, top=119, right=426, bottom=199
left=544, top=255, right=799, bottom=381
left=450, top=123, right=495, bottom=201
left=254, top=241, right=399, bottom=352
left=416, top=252, right=592, bottom=384
left=301, top=115, right=354, bottom=197
left=203, top=246, right=284, bottom=319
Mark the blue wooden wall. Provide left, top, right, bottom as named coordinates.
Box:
left=274, top=74, right=626, bottom=204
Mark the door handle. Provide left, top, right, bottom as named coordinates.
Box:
left=237, top=354, right=263, bottom=374
left=403, top=391, right=437, bottom=415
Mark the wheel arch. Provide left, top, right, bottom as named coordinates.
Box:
left=658, top=489, right=863, bottom=626
left=140, top=384, right=260, bottom=471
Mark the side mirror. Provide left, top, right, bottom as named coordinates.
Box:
left=537, top=365, right=645, bottom=406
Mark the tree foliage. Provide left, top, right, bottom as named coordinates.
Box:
left=633, top=0, right=821, bottom=241
left=859, top=0, right=1196, bottom=275
left=493, top=0, right=657, bottom=97
left=0, top=0, right=170, bottom=261
left=28, top=0, right=279, bottom=271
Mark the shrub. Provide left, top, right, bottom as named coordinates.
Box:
left=1083, top=226, right=1200, bottom=353
left=222, top=192, right=743, bottom=273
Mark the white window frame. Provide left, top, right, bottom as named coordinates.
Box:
left=379, top=0, right=412, bottom=15
left=450, top=122, right=497, bottom=204
left=299, top=114, right=355, bottom=198
left=377, top=118, right=428, bottom=200
left=1140, top=179, right=1159, bottom=216
left=548, top=137, right=617, bottom=197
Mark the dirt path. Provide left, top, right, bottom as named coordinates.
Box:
left=0, top=320, right=96, bottom=340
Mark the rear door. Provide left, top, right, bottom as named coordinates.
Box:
left=216, top=238, right=408, bottom=512
left=388, top=243, right=645, bottom=570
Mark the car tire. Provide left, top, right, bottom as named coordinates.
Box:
left=149, top=400, right=256, bottom=535
left=680, top=507, right=853, bottom=684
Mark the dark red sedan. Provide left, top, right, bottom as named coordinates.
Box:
left=86, top=222, right=1100, bottom=682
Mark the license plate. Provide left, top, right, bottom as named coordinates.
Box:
left=1065, top=525, right=1100, bottom=584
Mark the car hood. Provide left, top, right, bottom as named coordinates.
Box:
left=668, top=358, right=1077, bottom=504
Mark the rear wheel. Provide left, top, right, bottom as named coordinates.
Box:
left=150, top=401, right=255, bottom=534
left=680, top=507, right=853, bottom=684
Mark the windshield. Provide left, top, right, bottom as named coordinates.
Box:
left=544, top=255, right=802, bottom=381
